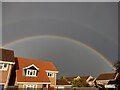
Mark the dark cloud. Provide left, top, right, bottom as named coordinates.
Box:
left=2, top=2, right=118, bottom=77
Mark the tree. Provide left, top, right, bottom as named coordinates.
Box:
left=71, top=79, right=89, bottom=87
left=114, top=60, right=120, bottom=89
left=60, top=76, right=66, bottom=80
left=114, top=60, right=120, bottom=73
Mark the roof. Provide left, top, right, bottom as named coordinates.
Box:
left=56, top=79, right=71, bottom=85
left=80, top=76, right=90, bottom=81
left=16, top=69, right=50, bottom=82
left=0, top=48, right=15, bottom=62
left=66, top=76, right=90, bottom=81
left=15, top=57, right=58, bottom=82
left=15, top=57, right=57, bottom=71
left=96, top=73, right=116, bottom=80
left=66, top=76, right=78, bottom=81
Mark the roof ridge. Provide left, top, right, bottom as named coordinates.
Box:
left=15, top=57, right=53, bottom=63
left=0, top=48, right=14, bottom=51
left=99, top=72, right=116, bottom=75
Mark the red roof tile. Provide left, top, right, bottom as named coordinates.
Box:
left=16, top=69, right=50, bottom=82
left=96, top=73, right=116, bottom=80
left=80, top=76, right=90, bottom=81
left=56, top=80, right=71, bottom=85
left=66, top=76, right=78, bottom=81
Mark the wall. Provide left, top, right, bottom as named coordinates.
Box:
left=48, top=72, right=56, bottom=87
left=1, top=64, right=12, bottom=84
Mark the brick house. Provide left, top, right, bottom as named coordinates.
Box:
left=66, top=76, right=95, bottom=86
left=96, top=73, right=118, bottom=88
left=56, top=79, right=72, bottom=89
left=56, top=75, right=95, bottom=89
left=0, top=48, right=15, bottom=89
left=80, top=76, right=96, bottom=86
left=14, top=57, right=58, bottom=89
left=0, top=48, right=58, bottom=89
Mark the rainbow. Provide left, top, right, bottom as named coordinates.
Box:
left=3, top=35, right=113, bottom=68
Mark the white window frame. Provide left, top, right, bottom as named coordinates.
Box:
left=24, top=64, right=39, bottom=70
left=47, top=72, right=54, bottom=77
left=25, top=69, right=37, bottom=77
left=0, top=63, right=8, bottom=71
left=23, top=84, right=37, bottom=90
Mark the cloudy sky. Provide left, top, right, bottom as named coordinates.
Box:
left=2, top=2, right=118, bottom=77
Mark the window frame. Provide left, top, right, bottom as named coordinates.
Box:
left=0, top=63, right=8, bottom=71
left=23, top=64, right=39, bottom=77
left=47, top=72, right=54, bottom=77
left=25, top=69, right=37, bottom=77
left=23, top=84, right=37, bottom=90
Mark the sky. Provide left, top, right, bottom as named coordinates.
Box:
left=2, top=2, right=118, bottom=77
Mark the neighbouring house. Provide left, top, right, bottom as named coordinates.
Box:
left=80, top=76, right=96, bottom=87
left=59, top=75, right=95, bottom=87
left=96, top=73, right=118, bottom=88
left=107, top=72, right=120, bottom=88
left=14, top=57, right=58, bottom=89
left=56, top=79, right=72, bottom=89
left=0, top=48, right=15, bottom=89
left=66, top=76, right=80, bottom=83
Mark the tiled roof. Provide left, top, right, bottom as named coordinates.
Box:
left=80, top=76, right=90, bottom=81
left=0, top=48, right=15, bottom=62
left=66, top=76, right=78, bottom=81
left=96, top=73, right=116, bottom=80
left=15, top=57, right=58, bottom=82
left=66, top=76, right=90, bottom=81
left=15, top=57, right=57, bottom=71
left=16, top=69, right=50, bottom=82
left=56, top=79, right=71, bottom=85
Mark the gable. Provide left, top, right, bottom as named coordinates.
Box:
left=24, top=64, right=39, bottom=70
left=23, top=64, right=39, bottom=77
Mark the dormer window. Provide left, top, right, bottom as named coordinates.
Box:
left=0, top=63, right=8, bottom=71
left=26, top=69, right=37, bottom=76
left=23, top=64, right=39, bottom=77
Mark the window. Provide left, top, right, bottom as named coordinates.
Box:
left=0, top=63, right=8, bottom=71
left=42, top=84, right=46, bottom=88
left=47, top=72, right=54, bottom=77
left=23, top=85, right=37, bottom=90
left=23, top=64, right=39, bottom=77
left=25, top=69, right=37, bottom=77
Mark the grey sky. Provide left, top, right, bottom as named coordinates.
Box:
left=2, top=0, right=120, bottom=2
left=0, top=2, right=2, bottom=47
left=2, top=2, right=118, bottom=77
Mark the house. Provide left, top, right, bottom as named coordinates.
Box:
left=66, top=76, right=80, bottom=82
left=56, top=79, right=72, bottom=89
left=0, top=48, right=59, bottom=89
left=107, top=73, right=120, bottom=88
left=0, top=48, right=15, bottom=89
left=58, top=75, right=95, bottom=87
left=14, top=57, right=58, bottom=89
left=96, top=73, right=118, bottom=88
left=80, top=76, right=96, bottom=86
